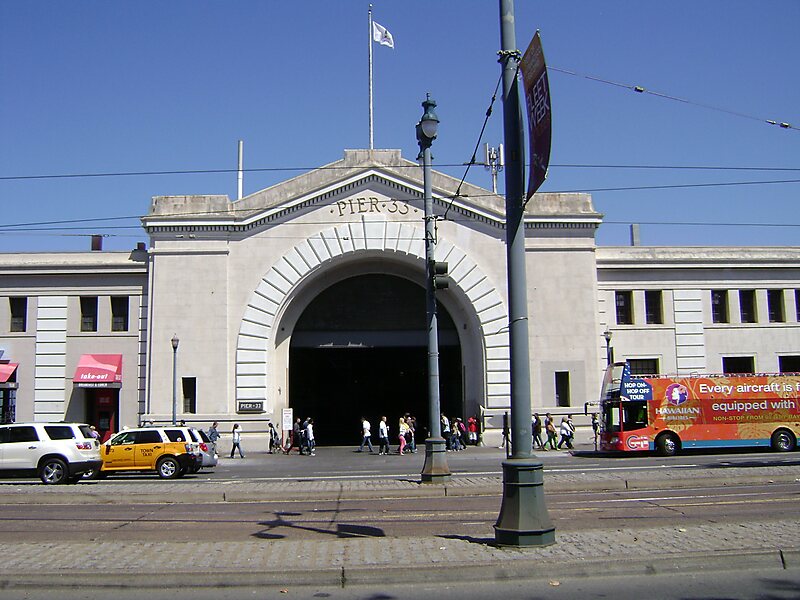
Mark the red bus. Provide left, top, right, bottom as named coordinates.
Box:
left=598, top=362, right=800, bottom=456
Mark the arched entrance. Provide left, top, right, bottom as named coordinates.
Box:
left=289, top=274, right=462, bottom=445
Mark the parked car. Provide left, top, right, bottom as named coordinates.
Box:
left=95, top=427, right=202, bottom=479
left=162, top=426, right=218, bottom=472
left=0, top=422, right=101, bottom=484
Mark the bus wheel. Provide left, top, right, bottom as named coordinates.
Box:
left=656, top=433, right=679, bottom=457
left=770, top=429, right=796, bottom=452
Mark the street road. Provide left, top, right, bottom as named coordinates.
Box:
left=1, top=480, right=796, bottom=543
left=173, top=444, right=800, bottom=482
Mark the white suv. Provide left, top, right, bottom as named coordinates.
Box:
left=0, top=422, right=102, bottom=484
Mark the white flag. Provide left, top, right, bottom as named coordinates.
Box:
left=372, top=22, right=394, bottom=48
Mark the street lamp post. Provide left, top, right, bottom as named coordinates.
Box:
left=493, top=0, right=555, bottom=546
left=603, top=327, right=614, bottom=366
left=171, top=334, right=179, bottom=426
left=417, top=94, right=451, bottom=484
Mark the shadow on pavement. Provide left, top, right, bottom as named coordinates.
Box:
left=254, top=510, right=387, bottom=540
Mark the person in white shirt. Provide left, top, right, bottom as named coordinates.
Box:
left=358, top=417, right=374, bottom=453
left=378, top=416, right=390, bottom=455
left=230, top=423, right=245, bottom=458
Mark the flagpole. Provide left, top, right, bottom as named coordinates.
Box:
left=368, top=4, right=374, bottom=150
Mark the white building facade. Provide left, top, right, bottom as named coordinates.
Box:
left=1, top=149, right=798, bottom=444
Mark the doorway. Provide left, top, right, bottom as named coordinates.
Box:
left=287, top=274, right=463, bottom=445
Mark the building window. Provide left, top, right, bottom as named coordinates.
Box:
left=80, top=296, right=98, bottom=332
left=9, top=297, right=27, bottom=333
left=711, top=290, right=729, bottom=324
left=796, top=290, right=800, bottom=321
left=644, top=291, right=663, bottom=325
left=767, top=289, right=785, bottom=323
left=779, top=356, right=800, bottom=373
left=628, top=358, right=659, bottom=376
left=554, top=372, right=570, bottom=407
left=739, top=290, right=756, bottom=324
left=182, top=377, right=197, bottom=414
left=722, top=356, right=755, bottom=374
left=111, top=296, right=129, bottom=332
left=615, top=291, right=633, bottom=325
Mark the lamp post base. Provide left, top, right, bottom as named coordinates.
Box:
left=494, top=457, right=556, bottom=546
left=420, top=437, right=451, bottom=484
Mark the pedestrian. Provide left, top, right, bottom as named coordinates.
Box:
left=544, top=413, right=558, bottom=450
left=404, top=413, right=416, bottom=453
left=230, top=423, right=245, bottom=458
left=305, top=418, right=315, bottom=456
left=358, top=417, right=374, bottom=453
left=456, top=418, right=468, bottom=449
left=591, top=413, right=599, bottom=450
left=378, top=416, right=390, bottom=455
left=532, top=413, right=545, bottom=450
left=268, top=422, right=280, bottom=454
left=467, top=415, right=478, bottom=445
left=557, top=415, right=575, bottom=450
left=207, top=421, right=220, bottom=454
left=451, top=419, right=462, bottom=451
left=89, top=425, right=100, bottom=441
left=398, top=417, right=408, bottom=455
left=291, top=418, right=305, bottom=455
left=441, top=413, right=452, bottom=450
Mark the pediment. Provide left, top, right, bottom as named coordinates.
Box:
left=143, top=149, right=601, bottom=235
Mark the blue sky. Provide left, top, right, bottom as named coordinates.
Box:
left=1, top=1, right=798, bottom=252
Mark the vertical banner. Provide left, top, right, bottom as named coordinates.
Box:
left=520, top=31, right=552, bottom=198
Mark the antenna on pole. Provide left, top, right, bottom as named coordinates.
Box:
left=483, top=143, right=505, bottom=194
left=237, top=140, right=244, bottom=200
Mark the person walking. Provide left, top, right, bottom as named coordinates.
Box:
left=404, top=413, right=416, bottom=453
left=544, top=413, right=558, bottom=450
left=591, top=413, right=599, bottom=450
left=557, top=415, right=575, bottom=450
left=358, top=417, right=374, bottom=453
left=207, top=421, right=221, bottom=455
left=267, top=422, right=280, bottom=454
left=398, top=417, right=408, bottom=455
left=441, top=413, right=452, bottom=451
left=230, top=423, right=245, bottom=458
left=532, top=413, right=545, bottom=450
left=305, top=418, right=315, bottom=456
left=467, top=415, right=478, bottom=445
left=378, top=416, right=390, bottom=455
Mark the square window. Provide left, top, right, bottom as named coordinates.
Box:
left=711, top=290, right=729, bottom=324
left=722, top=356, right=754, bottom=374
left=739, top=290, right=756, bottom=324
left=628, top=358, right=659, bottom=376
left=645, top=291, right=663, bottom=325
left=182, top=377, right=197, bottom=414
left=767, top=289, right=785, bottom=323
left=80, top=297, right=98, bottom=332
left=615, top=291, right=633, bottom=325
left=111, top=296, right=129, bottom=332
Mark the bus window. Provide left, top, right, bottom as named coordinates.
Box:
left=623, top=401, right=648, bottom=431
left=602, top=401, right=621, bottom=433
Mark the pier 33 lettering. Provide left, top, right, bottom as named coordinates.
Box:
left=331, top=197, right=411, bottom=217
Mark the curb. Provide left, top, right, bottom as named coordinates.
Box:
left=0, top=548, right=790, bottom=590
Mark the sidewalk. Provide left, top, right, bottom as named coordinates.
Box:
left=0, top=450, right=798, bottom=588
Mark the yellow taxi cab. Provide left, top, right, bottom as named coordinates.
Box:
left=96, top=427, right=202, bottom=479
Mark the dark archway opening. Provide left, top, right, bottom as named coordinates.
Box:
left=289, top=274, right=463, bottom=445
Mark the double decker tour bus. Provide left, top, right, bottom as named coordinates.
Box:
left=598, top=362, right=800, bottom=456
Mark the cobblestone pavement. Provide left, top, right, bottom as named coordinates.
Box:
left=0, top=451, right=797, bottom=588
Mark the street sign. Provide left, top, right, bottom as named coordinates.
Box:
left=520, top=31, right=552, bottom=199
left=282, top=407, right=294, bottom=432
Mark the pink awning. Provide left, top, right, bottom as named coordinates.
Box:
left=73, top=354, right=123, bottom=387
left=0, top=363, right=18, bottom=383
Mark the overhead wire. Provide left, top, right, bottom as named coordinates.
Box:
left=548, top=65, right=797, bottom=132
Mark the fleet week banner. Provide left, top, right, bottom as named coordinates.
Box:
left=623, top=371, right=800, bottom=442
